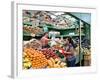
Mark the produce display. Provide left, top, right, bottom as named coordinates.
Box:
left=31, top=52, right=48, bottom=69
left=23, top=47, right=67, bottom=69
left=24, top=39, right=42, bottom=49
left=23, top=26, right=43, bottom=36
left=54, top=18, right=73, bottom=29
left=47, top=58, right=66, bottom=68
left=83, top=48, right=91, bottom=66
left=23, top=48, right=48, bottom=69
left=23, top=52, right=32, bottom=69
left=23, top=10, right=91, bottom=69
left=83, top=48, right=91, bottom=60
left=41, top=48, right=59, bottom=59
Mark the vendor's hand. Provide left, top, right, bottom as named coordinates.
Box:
left=65, top=52, right=72, bottom=55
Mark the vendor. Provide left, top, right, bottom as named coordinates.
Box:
left=40, top=32, right=50, bottom=48
left=64, top=37, right=76, bottom=67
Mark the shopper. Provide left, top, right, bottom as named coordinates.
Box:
left=40, top=32, right=50, bottom=48
left=64, top=37, right=76, bottom=67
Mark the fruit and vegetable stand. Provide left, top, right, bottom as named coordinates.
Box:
left=22, top=10, right=91, bottom=69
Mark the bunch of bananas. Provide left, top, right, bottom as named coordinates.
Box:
left=23, top=52, right=32, bottom=69
left=47, top=58, right=67, bottom=68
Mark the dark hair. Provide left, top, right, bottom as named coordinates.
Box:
left=43, top=32, right=49, bottom=37
left=44, top=32, right=48, bottom=35
left=67, top=37, right=75, bottom=48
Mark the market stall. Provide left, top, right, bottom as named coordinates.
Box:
left=22, top=10, right=91, bottom=69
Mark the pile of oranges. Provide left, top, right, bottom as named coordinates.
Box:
left=23, top=48, right=48, bottom=69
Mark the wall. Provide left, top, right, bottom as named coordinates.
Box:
left=0, top=0, right=99, bottom=80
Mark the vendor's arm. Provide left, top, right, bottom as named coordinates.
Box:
left=44, top=37, right=50, bottom=41
left=64, top=46, right=73, bottom=55
left=65, top=51, right=72, bottom=54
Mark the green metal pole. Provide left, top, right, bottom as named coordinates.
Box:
left=79, top=20, right=82, bottom=66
